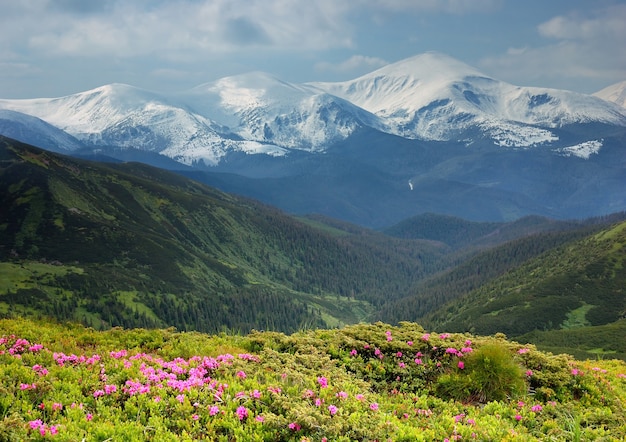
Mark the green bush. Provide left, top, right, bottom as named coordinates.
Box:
left=437, top=343, right=526, bottom=403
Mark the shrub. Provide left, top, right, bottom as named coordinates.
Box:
left=436, top=343, right=526, bottom=403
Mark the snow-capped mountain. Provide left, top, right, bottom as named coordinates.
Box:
left=0, top=109, right=85, bottom=152
left=0, top=52, right=625, bottom=226
left=1, top=53, right=625, bottom=162
left=178, top=71, right=384, bottom=151
left=310, top=52, right=626, bottom=146
left=0, top=84, right=291, bottom=166
left=594, top=81, right=626, bottom=108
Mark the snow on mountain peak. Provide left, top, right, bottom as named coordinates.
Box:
left=311, top=52, right=626, bottom=145
left=0, top=52, right=625, bottom=165
left=309, top=52, right=490, bottom=116
left=181, top=71, right=382, bottom=151
left=593, top=80, right=626, bottom=108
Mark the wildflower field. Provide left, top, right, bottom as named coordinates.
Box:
left=0, top=318, right=624, bottom=441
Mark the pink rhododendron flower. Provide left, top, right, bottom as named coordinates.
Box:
left=458, top=361, right=465, bottom=370
left=236, top=406, right=249, bottom=421
left=29, top=419, right=43, bottom=430
left=209, top=405, right=220, bottom=416
left=369, top=402, right=379, bottom=411
left=317, top=376, right=328, bottom=388
left=328, top=404, right=338, bottom=415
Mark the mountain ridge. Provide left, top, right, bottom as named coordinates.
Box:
left=1, top=52, right=624, bottom=164
left=0, top=52, right=625, bottom=227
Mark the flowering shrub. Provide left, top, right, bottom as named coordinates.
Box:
left=0, top=319, right=624, bottom=441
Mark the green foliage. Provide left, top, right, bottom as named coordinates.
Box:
left=423, top=219, right=626, bottom=346
left=436, top=343, right=526, bottom=403
left=0, top=319, right=624, bottom=441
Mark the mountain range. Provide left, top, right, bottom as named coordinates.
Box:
left=1, top=52, right=625, bottom=226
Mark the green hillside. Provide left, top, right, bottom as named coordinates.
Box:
left=376, top=226, right=606, bottom=324
left=0, top=136, right=441, bottom=332
left=422, top=219, right=626, bottom=358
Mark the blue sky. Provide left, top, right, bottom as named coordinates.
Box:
left=1, top=0, right=625, bottom=98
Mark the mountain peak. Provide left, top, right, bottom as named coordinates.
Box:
left=594, top=80, right=626, bottom=108
left=363, top=51, right=488, bottom=83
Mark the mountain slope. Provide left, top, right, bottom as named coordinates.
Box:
left=594, top=80, right=626, bottom=108
left=0, top=109, right=85, bottom=152
left=310, top=52, right=626, bottom=146
left=0, top=135, right=441, bottom=332
left=422, top=219, right=626, bottom=344
left=179, top=72, right=384, bottom=151
left=0, top=84, right=284, bottom=166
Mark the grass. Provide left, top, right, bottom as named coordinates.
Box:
left=561, top=303, right=593, bottom=329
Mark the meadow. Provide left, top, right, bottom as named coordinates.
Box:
left=0, top=318, right=624, bottom=441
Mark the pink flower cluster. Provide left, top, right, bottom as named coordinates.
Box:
left=28, top=419, right=58, bottom=436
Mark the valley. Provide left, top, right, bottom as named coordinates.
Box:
left=1, top=135, right=625, bottom=362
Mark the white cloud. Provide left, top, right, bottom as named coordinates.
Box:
left=1, top=0, right=356, bottom=58
left=479, top=4, right=626, bottom=91
left=1, top=0, right=503, bottom=61
left=363, top=0, right=501, bottom=14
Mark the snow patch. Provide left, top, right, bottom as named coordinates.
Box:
left=482, top=121, right=559, bottom=147
left=556, top=140, right=603, bottom=159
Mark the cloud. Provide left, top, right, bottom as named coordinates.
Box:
left=478, top=4, right=626, bottom=91
left=0, top=0, right=356, bottom=59
left=316, top=55, right=388, bottom=75
left=363, top=0, right=501, bottom=14
left=1, top=0, right=503, bottom=62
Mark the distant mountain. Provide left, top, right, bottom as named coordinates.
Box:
left=0, top=109, right=84, bottom=153
left=594, top=80, right=626, bottom=108
left=0, top=52, right=625, bottom=226
left=180, top=72, right=384, bottom=151
left=311, top=52, right=626, bottom=146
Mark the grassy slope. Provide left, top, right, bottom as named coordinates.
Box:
left=0, top=136, right=441, bottom=332
left=422, top=220, right=626, bottom=358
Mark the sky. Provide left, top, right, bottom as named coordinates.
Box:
left=1, top=0, right=625, bottom=98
